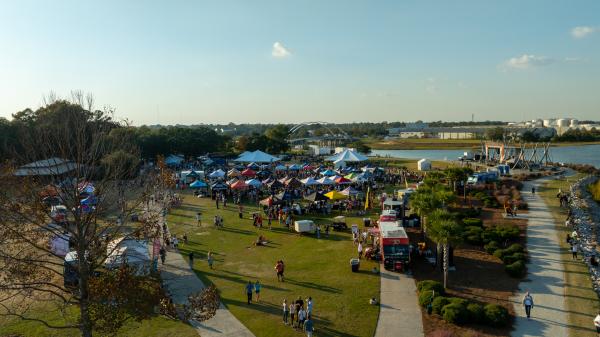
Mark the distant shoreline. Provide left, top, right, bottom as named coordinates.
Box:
left=365, top=138, right=600, bottom=150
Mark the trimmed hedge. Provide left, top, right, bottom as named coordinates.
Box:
left=467, top=303, right=484, bottom=323
left=463, top=218, right=483, bottom=227
left=442, top=303, right=469, bottom=325
left=484, top=241, right=499, bottom=254
left=431, top=296, right=450, bottom=315
left=505, top=260, right=526, bottom=278
left=417, top=280, right=445, bottom=295
left=502, top=252, right=526, bottom=265
left=484, top=304, right=509, bottom=327
left=418, top=290, right=435, bottom=307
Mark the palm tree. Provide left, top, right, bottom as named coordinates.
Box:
left=410, top=188, right=441, bottom=234
left=427, top=209, right=464, bottom=289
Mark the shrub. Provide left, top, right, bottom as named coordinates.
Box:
left=464, top=226, right=483, bottom=245
left=463, top=218, right=483, bottom=227
left=431, top=296, right=450, bottom=314
left=505, top=243, right=524, bottom=254
left=417, top=280, right=445, bottom=295
left=484, top=304, right=509, bottom=327
left=496, top=226, right=521, bottom=242
left=493, top=249, right=506, bottom=260
left=448, top=297, right=469, bottom=308
left=442, top=303, right=470, bottom=324
left=418, top=290, right=435, bottom=307
left=467, top=303, right=484, bottom=323
left=505, top=260, right=526, bottom=278
left=484, top=241, right=499, bottom=254
left=481, top=229, right=500, bottom=244
left=502, top=252, right=526, bottom=265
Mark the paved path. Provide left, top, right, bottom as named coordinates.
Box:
left=374, top=268, right=424, bottom=337
left=510, top=178, right=568, bottom=337
left=150, top=200, right=255, bottom=337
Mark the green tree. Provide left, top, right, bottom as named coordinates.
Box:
left=427, top=209, right=464, bottom=288
left=485, top=127, right=505, bottom=141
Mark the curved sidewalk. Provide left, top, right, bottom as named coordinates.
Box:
left=510, top=179, right=567, bottom=337
left=374, top=268, right=424, bottom=337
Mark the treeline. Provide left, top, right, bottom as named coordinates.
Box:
left=553, top=128, right=600, bottom=142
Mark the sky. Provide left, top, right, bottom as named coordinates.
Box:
left=0, top=1, right=599, bottom=125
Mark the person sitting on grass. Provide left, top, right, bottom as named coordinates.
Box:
left=254, top=235, right=268, bottom=246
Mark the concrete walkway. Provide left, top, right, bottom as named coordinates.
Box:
left=510, top=178, right=567, bottom=337
left=150, top=200, right=255, bottom=337
left=374, top=268, right=424, bottom=337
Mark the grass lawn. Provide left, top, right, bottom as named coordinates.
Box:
left=0, top=302, right=198, bottom=337
left=167, top=192, right=381, bottom=337
left=364, top=137, right=483, bottom=150
left=539, top=174, right=600, bottom=337
left=367, top=157, right=454, bottom=171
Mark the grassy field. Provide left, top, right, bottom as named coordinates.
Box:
left=367, top=157, right=454, bottom=171
left=539, top=175, right=600, bottom=337
left=0, top=302, right=198, bottom=337
left=589, top=180, right=600, bottom=202
left=167, top=193, right=381, bottom=337
left=365, top=137, right=482, bottom=150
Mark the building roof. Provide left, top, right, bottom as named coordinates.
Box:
left=14, top=157, right=76, bottom=176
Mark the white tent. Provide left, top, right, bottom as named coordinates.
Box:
left=333, top=159, right=347, bottom=169
left=105, top=238, right=151, bottom=275
left=301, top=177, right=321, bottom=186
left=417, top=158, right=432, bottom=171
left=234, top=150, right=280, bottom=163
left=208, top=169, right=226, bottom=179
left=317, top=177, right=335, bottom=185
left=326, top=149, right=368, bottom=162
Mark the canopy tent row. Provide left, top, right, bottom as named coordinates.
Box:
left=234, top=150, right=280, bottom=163
left=326, top=149, right=368, bottom=162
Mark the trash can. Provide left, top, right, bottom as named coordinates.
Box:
left=350, top=258, right=360, bottom=272
left=363, top=218, right=371, bottom=227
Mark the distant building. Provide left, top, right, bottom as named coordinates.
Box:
left=387, top=127, right=482, bottom=139
left=14, top=157, right=76, bottom=177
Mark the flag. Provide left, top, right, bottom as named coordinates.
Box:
left=365, top=187, right=370, bottom=210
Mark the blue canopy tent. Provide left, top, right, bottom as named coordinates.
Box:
left=320, top=169, right=336, bottom=177
left=189, top=180, right=208, bottom=189
left=288, top=164, right=302, bottom=171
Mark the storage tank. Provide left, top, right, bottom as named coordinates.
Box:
left=570, top=119, right=579, bottom=127
left=534, top=119, right=544, bottom=127
left=556, top=119, right=570, bottom=128
left=543, top=119, right=555, bottom=127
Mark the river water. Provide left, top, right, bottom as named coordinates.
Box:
left=371, top=144, right=600, bottom=168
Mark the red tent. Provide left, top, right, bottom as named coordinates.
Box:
left=230, top=180, right=248, bottom=190
left=241, top=168, right=256, bottom=177
left=335, top=177, right=352, bottom=184
left=302, top=164, right=314, bottom=171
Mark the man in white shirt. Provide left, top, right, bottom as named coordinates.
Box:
left=522, top=291, right=534, bottom=319
left=593, top=311, right=600, bottom=335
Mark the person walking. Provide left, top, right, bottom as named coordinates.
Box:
left=572, top=242, right=579, bottom=259
left=306, top=297, right=313, bottom=315
left=531, top=186, right=536, bottom=194
left=297, top=306, right=307, bottom=330
left=254, top=280, right=262, bottom=302
left=594, top=311, right=600, bottom=336
left=282, top=299, right=289, bottom=325
left=522, top=291, right=534, bottom=319
left=159, top=246, right=166, bottom=265
left=188, top=251, right=194, bottom=268
left=238, top=204, right=244, bottom=219
left=275, top=260, right=284, bottom=282
left=289, top=300, right=296, bottom=327
left=196, top=212, right=202, bottom=226
left=245, top=281, right=254, bottom=304
left=358, top=242, right=363, bottom=259
left=304, top=315, right=314, bottom=337
left=207, top=251, right=214, bottom=269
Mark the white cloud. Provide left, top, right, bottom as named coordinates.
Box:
left=272, top=42, right=291, bottom=58
left=425, top=77, right=438, bottom=93
left=504, top=54, right=553, bottom=70
left=571, top=26, right=597, bottom=39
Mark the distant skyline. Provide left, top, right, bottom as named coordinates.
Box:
left=1, top=1, right=599, bottom=125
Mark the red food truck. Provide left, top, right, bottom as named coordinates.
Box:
left=380, top=222, right=410, bottom=271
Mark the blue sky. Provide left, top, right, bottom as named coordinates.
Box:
left=1, top=1, right=599, bottom=125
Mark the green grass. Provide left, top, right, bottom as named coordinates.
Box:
left=367, top=157, right=454, bottom=171
left=168, top=193, right=381, bottom=337
left=589, top=180, right=600, bottom=202
left=364, top=137, right=483, bottom=150
left=539, top=175, right=600, bottom=337
left=0, top=302, right=197, bottom=337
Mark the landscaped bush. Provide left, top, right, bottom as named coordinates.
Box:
left=505, top=243, right=524, bottom=254
left=462, top=218, right=483, bottom=227
left=482, top=225, right=520, bottom=244
left=459, top=207, right=481, bottom=218
left=418, top=290, right=435, bottom=307
left=442, top=303, right=469, bottom=324
left=463, top=226, right=483, bottom=245
left=417, top=280, right=445, bottom=295
left=466, top=303, right=484, bottom=323
left=431, top=296, right=450, bottom=314
left=493, top=248, right=506, bottom=260
left=484, top=241, right=499, bottom=254
left=484, top=304, right=509, bottom=327
left=448, top=297, right=469, bottom=308
left=505, top=260, right=526, bottom=278
left=502, top=252, right=526, bottom=265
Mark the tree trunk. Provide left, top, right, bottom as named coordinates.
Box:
left=443, top=243, right=449, bottom=289
left=437, top=242, right=442, bottom=271
left=78, top=245, right=93, bottom=337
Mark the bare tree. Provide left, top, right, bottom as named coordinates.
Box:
left=0, top=97, right=163, bottom=336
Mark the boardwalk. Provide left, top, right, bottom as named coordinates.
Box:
left=510, top=179, right=567, bottom=337
left=374, top=268, right=424, bottom=337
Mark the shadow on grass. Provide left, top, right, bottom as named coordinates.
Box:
left=285, top=278, right=341, bottom=294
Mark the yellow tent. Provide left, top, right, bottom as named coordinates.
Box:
left=324, top=190, right=347, bottom=200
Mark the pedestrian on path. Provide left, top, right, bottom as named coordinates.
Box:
left=572, top=243, right=579, bottom=259
left=245, top=281, right=254, bottom=304
left=531, top=186, right=536, bottom=194
left=304, top=315, right=314, bottom=337
left=594, top=311, right=600, bottom=335
left=283, top=299, right=289, bottom=325
left=254, top=280, right=262, bottom=302
left=522, top=291, right=534, bottom=319
left=159, top=247, right=166, bottom=265
left=188, top=251, right=194, bottom=268
left=207, top=251, right=214, bottom=269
